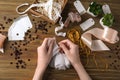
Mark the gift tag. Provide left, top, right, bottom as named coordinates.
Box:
left=11, top=29, right=25, bottom=40
left=102, top=4, right=111, bottom=14
left=80, top=18, right=95, bottom=31
left=74, top=0, right=86, bottom=15
left=8, top=14, right=32, bottom=41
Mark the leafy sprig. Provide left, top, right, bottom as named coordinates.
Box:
left=89, top=2, right=103, bottom=16
left=102, top=13, right=114, bottom=27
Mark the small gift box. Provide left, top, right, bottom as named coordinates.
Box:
left=16, top=0, right=68, bottom=24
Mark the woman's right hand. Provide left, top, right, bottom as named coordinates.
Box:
left=58, top=39, right=81, bottom=67
left=59, top=39, right=92, bottom=80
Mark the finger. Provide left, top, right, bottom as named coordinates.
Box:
left=47, top=40, right=54, bottom=55
left=41, top=38, right=48, bottom=47
left=59, top=43, right=69, bottom=54
left=37, top=46, right=41, bottom=55
left=59, top=39, right=73, bottom=44
left=59, top=39, right=74, bottom=47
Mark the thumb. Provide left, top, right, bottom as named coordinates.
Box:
left=59, top=43, right=69, bottom=54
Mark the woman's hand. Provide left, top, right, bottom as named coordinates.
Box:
left=59, top=39, right=92, bottom=80
left=37, top=38, right=55, bottom=68
left=59, top=39, right=81, bottom=66
left=33, top=38, right=55, bottom=80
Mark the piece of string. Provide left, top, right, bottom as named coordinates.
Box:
left=16, top=3, right=45, bottom=14
left=16, top=0, right=62, bottom=21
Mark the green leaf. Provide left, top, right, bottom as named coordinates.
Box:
left=89, top=2, right=103, bottom=16
left=102, top=13, right=114, bottom=27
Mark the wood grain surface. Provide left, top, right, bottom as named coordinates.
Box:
left=0, top=0, right=120, bottom=80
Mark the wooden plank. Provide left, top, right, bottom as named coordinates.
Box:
left=0, top=0, right=120, bottom=80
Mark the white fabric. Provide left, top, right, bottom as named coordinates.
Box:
left=0, top=48, right=4, bottom=53
left=55, top=16, right=66, bottom=37
left=48, top=39, right=70, bottom=70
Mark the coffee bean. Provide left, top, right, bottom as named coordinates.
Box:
left=10, top=53, right=13, bottom=56
left=15, top=57, right=17, bottom=60
left=18, top=45, right=20, bottom=47
left=3, top=16, right=6, bottom=20
left=114, top=60, right=117, bottom=63
left=33, top=38, right=35, bottom=40
left=18, top=57, right=20, bottom=59
left=23, top=44, right=26, bottom=46
left=10, top=62, right=13, bottom=64
left=19, top=49, right=22, bottom=51
left=25, top=48, right=27, bottom=51
left=7, top=18, right=13, bottom=23
left=32, top=19, right=35, bottom=21
left=108, top=55, right=111, bottom=58
left=2, top=27, right=5, bottom=29
left=18, top=60, right=23, bottom=64
left=28, top=59, right=30, bottom=61
left=21, top=65, right=26, bottom=69
left=16, top=65, right=19, bottom=69
left=5, top=22, right=8, bottom=24
left=0, top=23, right=3, bottom=26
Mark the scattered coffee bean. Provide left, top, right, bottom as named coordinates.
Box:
left=114, top=60, right=117, bottom=63
left=32, top=19, right=35, bottom=21
left=25, top=48, right=27, bottom=51
left=16, top=65, right=19, bottom=69
left=28, top=59, right=30, bottom=61
left=10, top=62, right=13, bottom=64
left=3, top=16, right=6, bottom=20
left=108, top=55, right=111, bottom=58
left=8, top=18, right=13, bottom=23
left=0, top=23, right=3, bottom=27
left=10, top=53, right=13, bottom=56
left=5, top=22, right=8, bottom=24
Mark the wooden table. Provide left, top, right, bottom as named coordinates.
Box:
left=0, top=0, right=120, bottom=80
